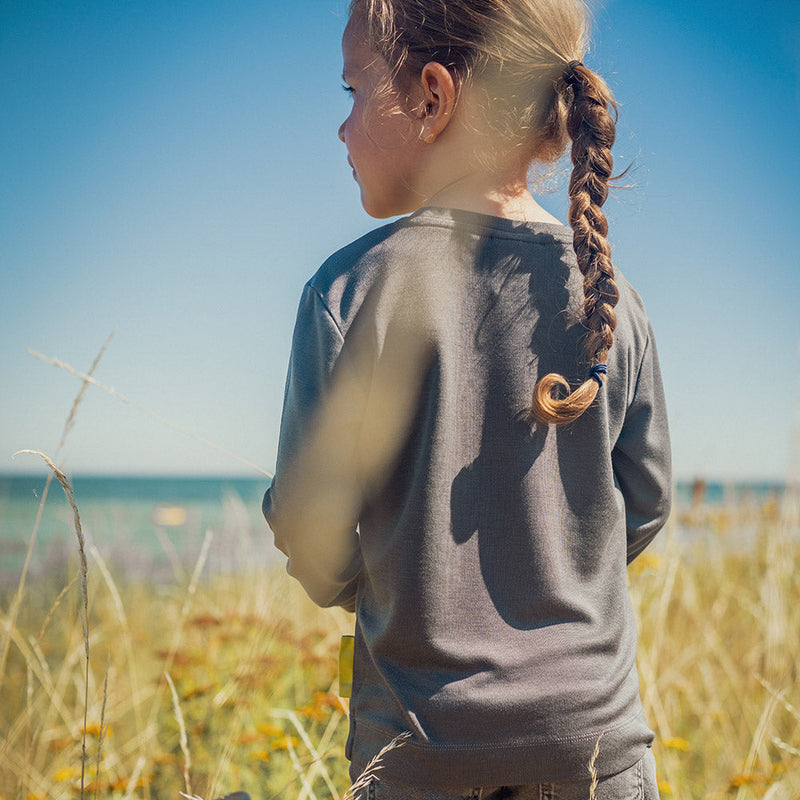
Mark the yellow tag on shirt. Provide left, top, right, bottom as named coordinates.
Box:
left=338, top=635, right=355, bottom=698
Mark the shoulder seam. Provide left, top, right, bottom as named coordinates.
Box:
left=305, top=282, right=345, bottom=342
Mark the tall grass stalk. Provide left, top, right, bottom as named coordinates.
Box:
left=340, top=732, right=411, bottom=800
left=29, top=347, right=272, bottom=478
left=0, top=334, right=112, bottom=689
left=587, top=732, right=604, bottom=800
left=14, top=450, right=92, bottom=799
left=165, top=670, right=193, bottom=797
left=95, top=655, right=110, bottom=800
left=273, top=708, right=340, bottom=798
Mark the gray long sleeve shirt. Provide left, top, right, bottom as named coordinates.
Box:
left=263, top=206, right=672, bottom=787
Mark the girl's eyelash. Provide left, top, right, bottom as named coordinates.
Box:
left=342, top=83, right=355, bottom=95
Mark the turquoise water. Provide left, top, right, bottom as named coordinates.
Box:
left=0, top=474, right=275, bottom=585
left=673, top=480, right=785, bottom=507
left=0, top=473, right=788, bottom=586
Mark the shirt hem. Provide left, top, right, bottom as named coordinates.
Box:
left=348, top=708, right=654, bottom=788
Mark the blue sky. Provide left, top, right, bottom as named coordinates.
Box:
left=1, top=0, right=798, bottom=481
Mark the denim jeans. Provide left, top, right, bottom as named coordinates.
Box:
left=357, top=747, right=658, bottom=800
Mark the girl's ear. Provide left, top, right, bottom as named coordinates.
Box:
left=418, top=62, right=457, bottom=143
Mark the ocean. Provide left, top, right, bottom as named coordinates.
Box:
left=0, top=473, right=276, bottom=586
left=0, top=473, right=789, bottom=587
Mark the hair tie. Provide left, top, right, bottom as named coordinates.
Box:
left=561, top=60, right=584, bottom=89
left=589, top=363, right=607, bottom=386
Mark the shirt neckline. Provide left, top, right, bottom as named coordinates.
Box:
left=406, top=205, right=573, bottom=240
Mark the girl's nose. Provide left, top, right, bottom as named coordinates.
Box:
left=338, top=119, right=346, bottom=143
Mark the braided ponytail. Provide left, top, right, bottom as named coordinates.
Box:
left=531, top=61, right=620, bottom=425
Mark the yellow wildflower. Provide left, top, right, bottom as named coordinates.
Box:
left=270, top=735, right=300, bottom=751
left=663, top=736, right=690, bottom=751
left=729, top=773, right=773, bottom=789
left=83, top=722, right=112, bottom=737
left=312, top=690, right=342, bottom=710
left=257, top=722, right=284, bottom=738
left=299, top=705, right=325, bottom=721
left=53, top=766, right=78, bottom=782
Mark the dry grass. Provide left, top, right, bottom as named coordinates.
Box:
left=629, top=495, right=800, bottom=800
left=0, top=540, right=354, bottom=799
left=2, top=490, right=798, bottom=800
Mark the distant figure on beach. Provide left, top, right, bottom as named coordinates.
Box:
left=263, top=1, right=672, bottom=797
left=691, top=477, right=707, bottom=507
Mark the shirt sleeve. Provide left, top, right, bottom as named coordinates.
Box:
left=262, top=283, right=363, bottom=610
left=612, top=328, right=673, bottom=564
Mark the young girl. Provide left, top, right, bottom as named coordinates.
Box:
left=263, top=1, right=671, bottom=797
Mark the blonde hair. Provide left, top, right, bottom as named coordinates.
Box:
left=348, top=0, right=620, bottom=425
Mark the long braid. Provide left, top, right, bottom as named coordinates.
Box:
left=531, top=61, right=620, bottom=425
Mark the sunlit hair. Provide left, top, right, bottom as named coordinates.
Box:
left=348, top=0, right=620, bottom=425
